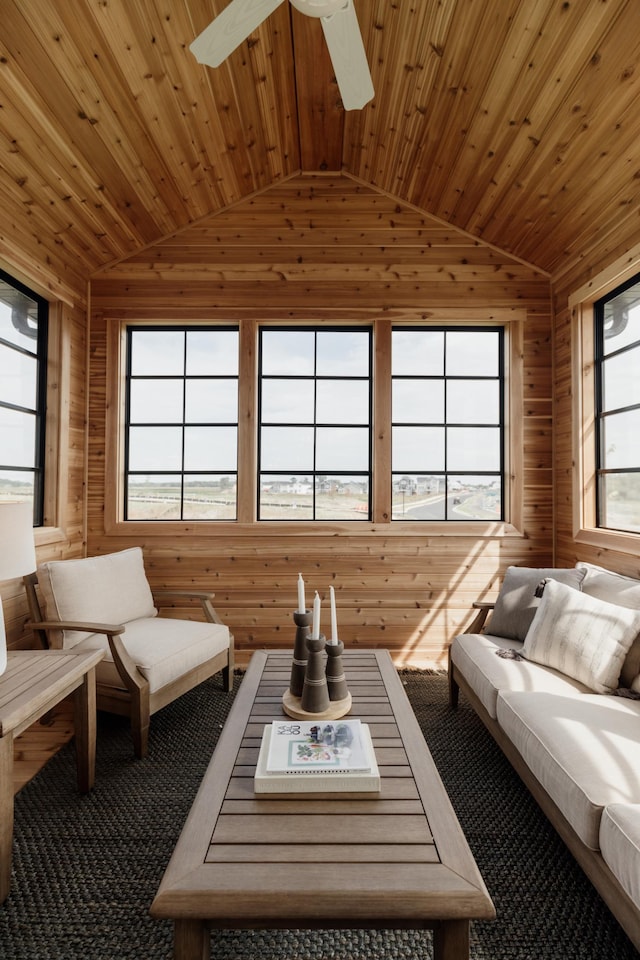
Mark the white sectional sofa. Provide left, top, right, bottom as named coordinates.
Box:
left=448, top=562, right=640, bottom=951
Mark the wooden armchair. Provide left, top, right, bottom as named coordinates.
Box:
left=24, top=547, right=234, bottom=759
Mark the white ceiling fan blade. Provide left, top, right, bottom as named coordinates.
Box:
left=190, top=0, right=285, bottom=68
left=320, top=0, right=374, bottom=110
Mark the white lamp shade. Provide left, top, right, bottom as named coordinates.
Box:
left=0, top=501, right=36, bottom=677
left=0, top=501, right=36, bottom=581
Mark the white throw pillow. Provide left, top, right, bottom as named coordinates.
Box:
left=577, top=561, right=640, bottom=689
left=522, top=579, right=640, bottom=694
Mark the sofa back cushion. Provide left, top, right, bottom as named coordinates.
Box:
left=577, top=562, right=640, bottom=690
left=487, top=566, right=586, bottom=643
left=38, top=547, right=157, bottom=649
left=522, top=579, right=640, bottom=694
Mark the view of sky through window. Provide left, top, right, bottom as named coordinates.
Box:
left=391, top=328, right=503, bottom=521
left=0, top=272, right=47, bottom=522
left=258, top=328, right=372, bottom=520
left=125, top=327, right=239, bottom=520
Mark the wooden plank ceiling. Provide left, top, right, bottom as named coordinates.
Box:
left=1, top=0, right=639, bottom=289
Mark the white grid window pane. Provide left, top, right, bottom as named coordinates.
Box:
left=392, top=427, right=445, bottom=472
left=261, top=427, right=315, bottom=471
left=128, top=426, right=183, bottom=471
left=185, top=380, right=238, bottom=423
left=129, top=380, right=184, bottom=423
left=447, top=427, right=501, bottom=471
left=316, top=428, right=369, bottom=471
left=184, top=427, right=238, bottom=471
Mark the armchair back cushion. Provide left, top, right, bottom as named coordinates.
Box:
left=38, top=547, right=157, bottom=649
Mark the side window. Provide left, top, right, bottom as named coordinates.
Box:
left=0, top=270, right=48, bottom=525
left=125, top=326, right=239, bottom=520
left=391, top=327, right=504, bottom=521
left=594, top=274, right=640, bottom=534
left=258, top=327, right=372, bottom=520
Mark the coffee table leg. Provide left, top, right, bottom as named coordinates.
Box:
left=174, top=919, right=209, bottom=960
left=433, top=919, right=469, bottom=959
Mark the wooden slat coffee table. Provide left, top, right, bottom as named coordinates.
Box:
left=151, top=650, right=495, bottom=959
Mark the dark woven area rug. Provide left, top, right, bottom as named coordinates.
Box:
left=1, top=670, right=638, bottom=960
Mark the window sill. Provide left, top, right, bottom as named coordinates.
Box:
left=34, top=526, right=67, bottom=548
left=106, top=519, right=526, bottom=538
left=574, top=526, right=640, bottom=556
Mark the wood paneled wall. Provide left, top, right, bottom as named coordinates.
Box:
left=0, top=253, right=89, bottom=653
left=89, top=174, right=553, bottom=667
left=552, top=222, right=640, bottom=578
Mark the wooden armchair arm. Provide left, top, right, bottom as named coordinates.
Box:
left=28, top=619, right=125, bottom=636
left=28, top=619, right=145, bottom=695
left=152, top=590, right=225, bottom=626
left=466, top=601, right=496, bottom=635
left=107, top=634, right=146, bottom=695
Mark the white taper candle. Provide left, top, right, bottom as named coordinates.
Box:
left=329, top=585, right=338, bottom=644
left=311, top=591, right=321, bottom=639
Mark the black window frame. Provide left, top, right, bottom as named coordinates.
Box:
left=124, top=324, right=240, bottom=522
left=390, top=325, right=505, bottom=522
left=257, top=325, right=373, bottom=521
left=0, top=268, right=48, bottom=526
left=594, top=272, right=640, bottom=534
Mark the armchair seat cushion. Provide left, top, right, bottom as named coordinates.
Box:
left=76, top=616, right=231, bottom=694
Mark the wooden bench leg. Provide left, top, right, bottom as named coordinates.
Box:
left=447, top=649, right=460, bottom=709
left=0, top=733, right=14, bottom=902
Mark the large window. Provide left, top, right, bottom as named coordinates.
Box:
left=258, top=328, right=372, bottom=520
left=0, top=270, right=48, bottom=525
left=125, top=327, right=239, bottom=520
left=594, top=274, right=640, bottom=534
left=120, top=320, right=515, bottom=528
left=391, top=327, right=504, bottom=521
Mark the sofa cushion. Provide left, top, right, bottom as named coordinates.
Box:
left=76, top=616, right=230, bottom=694
left=487, top=566, right=586, bottom=643
left=599, top=804, right=640, bottom=911
left=577, top=561, right=640, bottom=691
left=522, top=579, right=640, bottom=694
left=496, top=691, right=640, bottom=850
left=38, top=547, right=157, bottom=650
left=450, top=633, right=590, bottom=719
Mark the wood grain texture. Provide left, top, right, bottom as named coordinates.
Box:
left=87, top=174, right=553, bottom=666
left=2, top=1, right=639, bottom=672
left=151, top=650, right=495, bottom=932
left=1, top=0, right=639, bottom=283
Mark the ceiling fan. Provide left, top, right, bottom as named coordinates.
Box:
left=190, top=0, right=374, bottom=111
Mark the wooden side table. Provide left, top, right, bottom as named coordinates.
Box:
left=0, top=649, right=104, bottom=902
